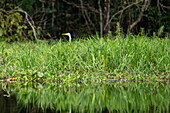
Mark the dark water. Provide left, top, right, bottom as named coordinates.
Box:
left=0, top=81, right=170, bottom=113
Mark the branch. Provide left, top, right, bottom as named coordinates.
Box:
left=79, top=0, right=96, bottom=32
left=157, top=0, right=161, bottom=13
left=103, top=0, right=111, bottom=32
left=160, top=3, right=170, bottom=9
left=104, top=1, right=142, bottom=30
left=129, top=0, right=150, bottom=31
left=11, top=10, right=39, bottom=41
left=98, top=0, right=103, bottom=37
left=62, top=0, right=100, bottom=14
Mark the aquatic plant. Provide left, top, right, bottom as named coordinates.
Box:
left=0, top=35, right=169, bottom=81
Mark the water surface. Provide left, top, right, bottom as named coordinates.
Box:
left=0, top=81, right=170, bottom=113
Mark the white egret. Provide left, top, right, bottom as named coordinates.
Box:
left=61, top=33, right=71, bottom=41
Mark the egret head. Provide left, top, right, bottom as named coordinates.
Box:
left=61, top=33, right=71, bottom=41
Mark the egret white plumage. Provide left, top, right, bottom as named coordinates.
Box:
left=61, top=33, right=71, bottom=41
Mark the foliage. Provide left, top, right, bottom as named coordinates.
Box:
left=0, top=0, right=170, bottom=37
left=0, top=8, right=38, bottom=41
left=0, top=9, right=25, bottom=41
left=0, top=35, right=169, bottom=81
left=145, top=2, right=170, bottom=36
left=0, top=1, right=43, bottom=41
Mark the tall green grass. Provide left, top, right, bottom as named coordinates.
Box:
left=0, top=35, right=169, bottom=80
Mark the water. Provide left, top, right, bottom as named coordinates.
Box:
left=0, top=81, right=170, bottom=113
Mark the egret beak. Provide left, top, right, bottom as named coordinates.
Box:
left=61, top=33, right=72, bottom=41
left=61, top=33, right=69, bottom=35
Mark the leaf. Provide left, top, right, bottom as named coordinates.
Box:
left=1, top=22, right=5, bottom=28
left=0, top=29, right=3, bottom=36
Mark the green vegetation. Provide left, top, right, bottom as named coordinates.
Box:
left=0, top=35, right=169, bottom=81
left=1, top=81, right=170, bottom=113
left=1, top=1, right=170, bottom=113
left=1, top=1, right=170, bottom=39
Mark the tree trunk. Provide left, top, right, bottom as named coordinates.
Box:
left=98, top=0, right=103, bottom=37
left=103, top=0, right=111, bottom=35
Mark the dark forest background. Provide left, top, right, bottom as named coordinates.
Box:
left=0, top=0, right=170, bottom=40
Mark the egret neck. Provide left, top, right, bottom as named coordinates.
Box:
left=61, top=33, right=71, bottom=41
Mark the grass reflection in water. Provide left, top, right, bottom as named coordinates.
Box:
left=1, top=81, right=170, bottom=113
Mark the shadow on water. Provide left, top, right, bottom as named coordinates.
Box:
left=0, top=81, right=170, bottom=113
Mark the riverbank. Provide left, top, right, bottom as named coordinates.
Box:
left=0, top=35, right=169, bottom=82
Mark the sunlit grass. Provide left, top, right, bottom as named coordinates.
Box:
left=0, top=35, right=169, bottom=81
